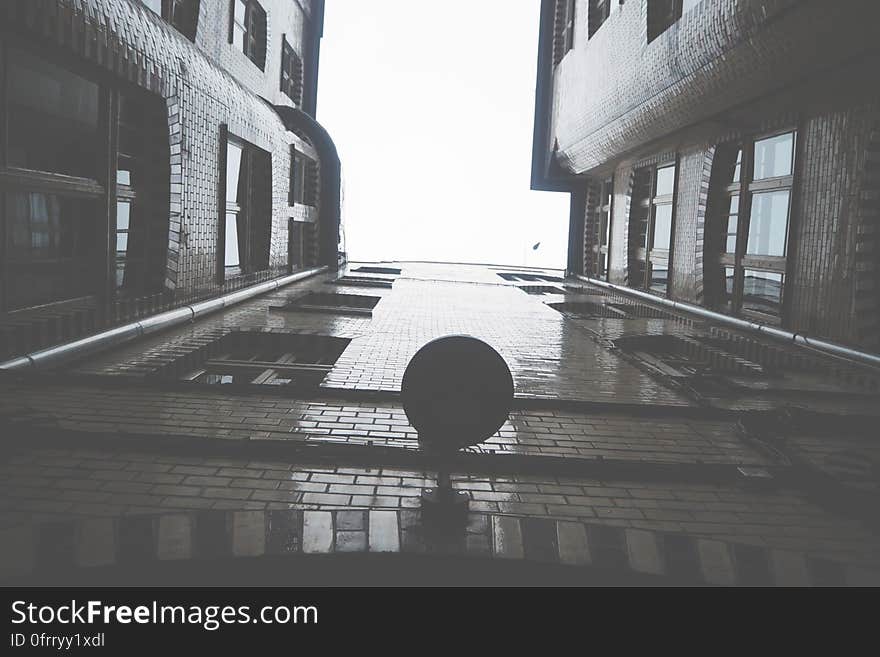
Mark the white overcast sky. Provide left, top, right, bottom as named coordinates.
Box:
left=317, top=0, right=570, bottom=269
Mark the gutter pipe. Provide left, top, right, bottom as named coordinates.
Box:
left=576, top=274, right=880, bottom=370
left=0, top=266, right=328, bottom=372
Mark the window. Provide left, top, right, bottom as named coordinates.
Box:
left=497, top=272, right=563, bottom=282
left=272, top=292, right=381, bottom=316
left=0, top=44, right=171, bottom=313
left=588, top=0, right=618, bottom=38
left=563, top=0, right=576, bottom=52
left=332, top=276, right=394, bottom=289
left=6, top=48, right=100, bottom=179
left=648, top=0, right=705, bottom=42
left=289, top=147, right=305, bottom=206
left=628, top=163, right=676, bottom=295
left=230, top=0, right=267, bottom=70
left=353, top=266, right=401, bottom=275
left=219, top=130, right=272, bottom=280
left=1, top=46, right=104, bottom=311
left=280, top=36, right=303, bottom=106
left=519, top=285, right=565, bottom=295
left=591, top=177, right=613, bottom=280
left=289, top=220, right=305, bottom=271
left=141, top=0, right=199, bottom=41
left=289, top=147, right=317, bottom=208
left=174, top=332, right=350, bottom=389
left=115, top=92, right=171, bottom=295
left=708, top=131, right=796, bottom=322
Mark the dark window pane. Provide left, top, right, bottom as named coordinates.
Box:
left=753, top=132, right=794, bottom=180
left=742, top=270, right=784, bottom=318
left=630, top=260, right=646, bottom=288
left=7, top=48, right=100, bottom=178
left=747, top=190, right=789, bottom=256
left=652, top=203, right=673, bottom=250
left=4, top=192, right=100, bottom=309
left=649, top=259, right=668, bottom=294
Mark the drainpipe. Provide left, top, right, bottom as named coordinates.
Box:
left=576, top=274, right=880, bottom=370
left=271, top=104, right=341, bottom=271
left=0, top=266, right=328, bottom=372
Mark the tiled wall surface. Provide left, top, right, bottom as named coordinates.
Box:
left=552, top=0, right=879, bottom=172
left=1, top=0, right=327, bottom=302
left=545, top=1, right=880, bottom=348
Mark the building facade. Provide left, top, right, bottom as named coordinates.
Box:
left=0, top=1, right=879, bottom=586
left=0, top=0, right=342, bottom=362
left=532, top=0, right=880, bottom=352
left=1, top=261, right=879, bottom=585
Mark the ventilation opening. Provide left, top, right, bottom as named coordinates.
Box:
left=518, top=285, right=565, bottom=295
left=548, top=302, right=629, bottom=319
left=498, top=272, right=564, bottom=283
left=352, top=266, right=401, bottom=275
left=330, top=276, right=394, bottom=289
left=157, top=332, right=350, bottom=389
left=699, top=331, right=880, bottom=391
left=272, top=292, right=381, bottom=316
left=614, top=334, right=880, bottom=398
left=548, top=300, right=678, bottom=320
left=562, top=284, right=608, bottom=295
left=614, top=334, right=766, bottom=379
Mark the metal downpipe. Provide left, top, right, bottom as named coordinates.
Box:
left=575, top=274, right=880, bottom=370
left=0, top=266, right=328, bottom=372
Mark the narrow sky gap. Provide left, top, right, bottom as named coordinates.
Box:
left=318, top=0, right=570, bottom=269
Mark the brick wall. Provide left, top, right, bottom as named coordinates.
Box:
left=787, top=103, right=880, bottom=346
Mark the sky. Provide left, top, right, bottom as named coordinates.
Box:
left=316, top=0, right=570, bottom=269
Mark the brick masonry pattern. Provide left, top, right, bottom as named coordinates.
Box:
left=2, top=0, right=325, bottom=300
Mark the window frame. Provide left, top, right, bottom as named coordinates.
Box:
left=591, top=177, right=613, bottom=280
left=563, top=0, right=576, bottom=53
left=280, top=35, right=303, bottom=106
left=143, top=0, right=199, bottom=41
left=229, top=0, right=267, bottom=71
left=629, top=162, right=677, bottom=296
left=711, top=129, right=797, bottom=323
left=647, top=0, right=682, bottom=43
left=588, top=0, right=614, bottom=39
left=288, top=219, right=305, bottom=273
left=217, top=127, right=272, bottom=282
left=0, top=38, right=172, bottom=313
left=0, top=38, right=112, bottom=313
